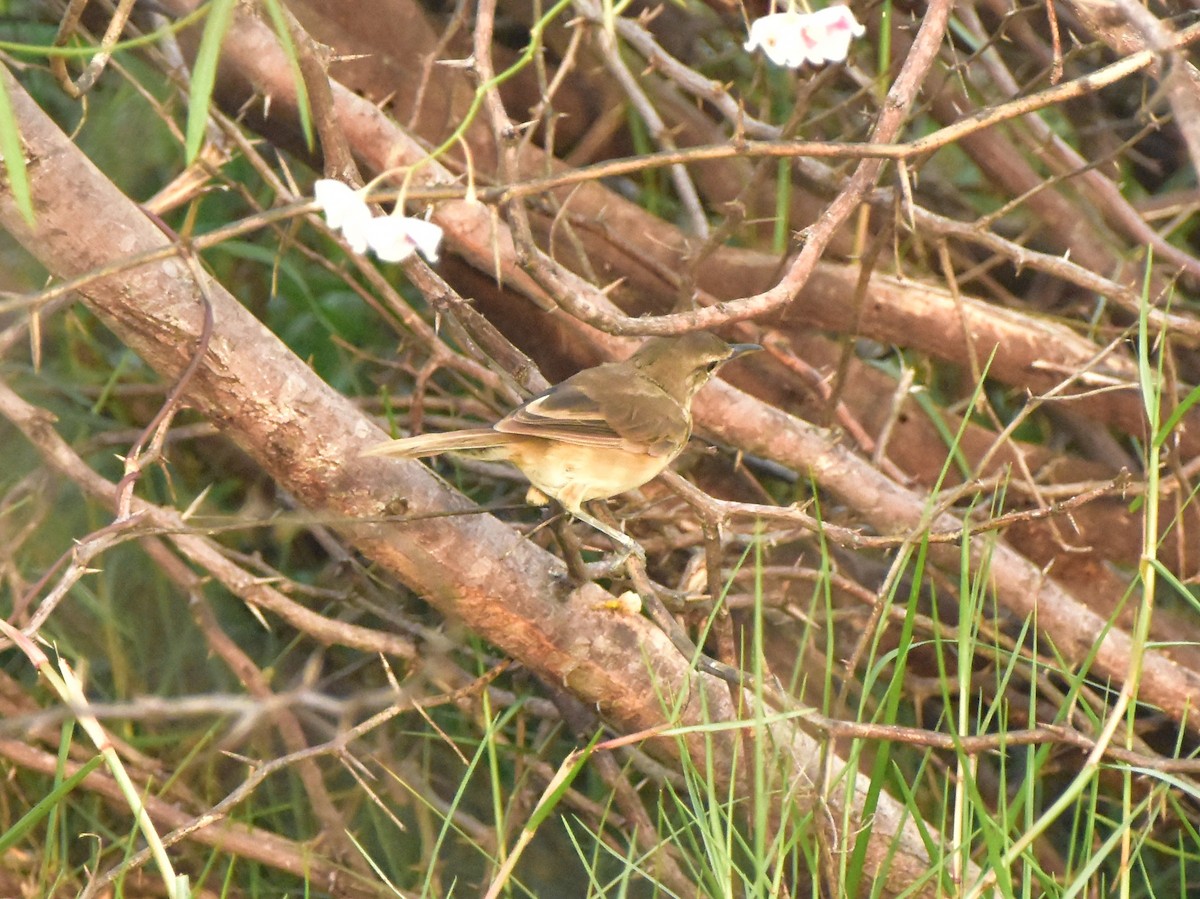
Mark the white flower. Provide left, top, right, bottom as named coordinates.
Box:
left=313, top=179, right=367, bottom=231
left=745, top=7, right=865, bottom=69
left=364, top=214, right=444, bottom=263
left=314, top=179, right=442, bottom=263
left=313, top=179, right=374, bottom=254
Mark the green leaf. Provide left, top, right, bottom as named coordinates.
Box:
left=0, top=66, right=34, bottom=224
left=0, top=754, right=106, bottom=855
left=1155, top=381, right=1200, bottom=448
left=185, top=0, right=237, bottom=164
left=259, top=0, right=314, bottom=151
left=1136, top=249, right=1159, bottom=430
left=0, top=7, right=211, bottom=59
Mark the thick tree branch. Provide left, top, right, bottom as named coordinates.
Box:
left=0, top=66, right=937, bottom=894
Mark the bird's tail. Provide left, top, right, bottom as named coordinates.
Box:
left=363, top=429, right=526, bottom=459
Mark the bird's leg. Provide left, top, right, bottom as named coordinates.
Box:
left=547, top=513, right=593, bottom=581
left=570, top=505, right=646, bottom=565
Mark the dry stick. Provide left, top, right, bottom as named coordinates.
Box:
left=468, top=0, right=567, bottom=344
left=794, top=712, right=1200, bottom=774
left=663, top=467, right=1130, bottom=549
left=583, top=746, right=699, bottom=891
left=826, top=212, right=892, bottom=428
left=32, top=1, right=1200, bottom=700
left=1071, top=0, right=1200, bottom=179
left=762, top=336, right=909, bottom=484
left=546, top=686, right=700, bottom=896
left=934, top=238, right=1068, bottom=550
left=0, top=685, right=428, bottom=737
left=190, top=99, right=519, bottom=402
left=141, top=537, right=371, bottom=879
left=955, top=3, right=1200, bottom=283
left=469, top=20, right=1200, bottom=204
left=114, top=239, right=213, bottom=520
left=961, top=333, right=1141, bottom=506
left=275, top=1, right=361, bottom=184
left=9, top=65, right=946, bottom=889
left=51, top=0, right=138, bottom=97
left=25, top=15, right=1190, bottom=444
left=515, top=0, right=957, bottom=336
left=75, top=664, right=510, bottom=899
left=49, top=0, right=91, bottom=95
left=691, top=376, right=1200, bottom=724
left=0, top=379, right=416, bottom=661
left=4, top=516, right=153, bottom=639
left=691, top=491, right=756, bottom=724
left=873, top=363, right=916, bottom=470
left=904, top=203, right=1155, bottom=316
left=407, top=0, right=471, bottom=132
left=605, top=2, right=784, bottom=142
left=16, top=5, right=1190, bottom=878
left=575, top=0, right=710, bottom=239
left=518, top=19, right=586, bottom=166
left=0, top=620, right=189, bottom=899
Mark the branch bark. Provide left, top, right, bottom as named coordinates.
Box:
left=0, top=65, right=938, bottom=895
left=132, top=0, right=1200, bottom=722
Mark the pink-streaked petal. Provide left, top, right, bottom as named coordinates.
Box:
left=402, top=217, right=444, bottom=263
left=745, top=8, right=864, bottom=69
left=363, top=217, right=416, bottom=263
left=806, top=6, right=865, bottom=62
left=364, top=214, right=444, bottom=263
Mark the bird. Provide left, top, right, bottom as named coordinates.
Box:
left=363, top=331, right=761, bottom=559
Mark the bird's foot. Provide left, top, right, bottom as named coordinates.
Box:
left=581, top=542, right=644, bottom=580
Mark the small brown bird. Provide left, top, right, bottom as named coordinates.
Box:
left=364, top=332, right=760, bottom=558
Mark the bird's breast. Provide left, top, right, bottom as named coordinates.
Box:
left=504, top=441, right=673, bottom=513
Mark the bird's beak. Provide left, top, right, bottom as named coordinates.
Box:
left=728, top=343, right=763, bottom=359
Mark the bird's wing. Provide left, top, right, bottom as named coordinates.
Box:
left=496, top=365, right=687, bottom=457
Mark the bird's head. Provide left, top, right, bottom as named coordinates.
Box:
left=632, top=332, right=761, bottom=401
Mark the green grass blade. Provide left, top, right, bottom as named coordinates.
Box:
left=185, top=0, right=237, bottom=163
left=0, top=754, right=105, bottom=855
left=1155, top=381, right=1200, bottom=448
left=0, top=67, right=34, bottom=223
left=258, top=0, right=314, bottom=150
